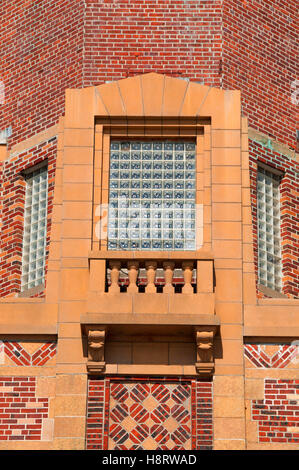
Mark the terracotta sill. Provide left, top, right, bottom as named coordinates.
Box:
left=244, top=326, right=299, bottom=337
left=87, top=292, right=215, bottom=315
left=0, top=297, right=44, bottom=303
left=257, top=284, right=288, bottom=299
left=17, top=283, right=45, bottom=298
left=93, top=364, right=204, bottom=376
left=88, top=250, right=214, bottom=260
left=81, top=312, right=219, bottom=327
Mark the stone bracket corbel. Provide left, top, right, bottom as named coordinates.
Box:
left=194, top=326, right=216, bottom=378
left=86, top=326, right=106, bottom=374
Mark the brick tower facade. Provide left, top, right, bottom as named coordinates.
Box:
left=0, top=0, right=298, bottom=450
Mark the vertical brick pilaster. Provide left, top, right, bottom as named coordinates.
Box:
left=196, top=380, right=213, bottom=450
left=86, top=378, right=106, bottom=450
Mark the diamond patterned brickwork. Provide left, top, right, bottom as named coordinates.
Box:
left=0, top=377, right=49, bottom=441
left=109, top=382, right=192, bottom=450
left=3, top=342, right=57, bottom=367
left=244, top=344, right=298, bottom=369
left=252, top=379, right=299, bottom=444
left=86, top=377, right=213, bottom=450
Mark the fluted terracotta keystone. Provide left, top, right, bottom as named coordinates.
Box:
left=145, top=261, right=157, bottom=293
left=163, top=261, right=175, bottom=294
left=127, top=261, right=139, bottom=293
left=182, top=261, right=194, bottom=294
left=109, top=260, right=121, bottom=294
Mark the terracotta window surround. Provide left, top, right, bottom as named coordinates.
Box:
left=92, top=116, right=210, bottom=253
left=88, top=116, right=215, bottom=299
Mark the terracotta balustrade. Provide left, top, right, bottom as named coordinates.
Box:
left=88, top=251, right=214, bottom=294
left=107, top=259, right=195, bottom=293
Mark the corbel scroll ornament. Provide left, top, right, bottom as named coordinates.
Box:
left=194, top=327, right=215, bottom=377
left=87, top=327, right=106, bottom=373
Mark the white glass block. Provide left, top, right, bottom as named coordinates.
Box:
left=185, top=240, right=195, bottom=250
left=21, top=166, right=48, bottom=292
left=257, top=166, right=282, bottom=292
left=29, top=271, right=36, bottom=282
left=108, top=140, right=196, bottom=251
left=130, top=241, right=139, bottom=249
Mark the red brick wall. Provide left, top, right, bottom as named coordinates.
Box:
left=1, top=1, right=297, bottom=149
left=86, top=377, right=213, bottom=450
left=223, top=0, right=298, bottom=149
left=249, top=140, right=299, bottom=298
left=0, top=0, right=84, bottom=149
left=0, top=138, right=57, bottom=297
left=0, top=376, right=49, bottom=441
left=83, top=0, right=223, bottom=87
left=252, top=379, right=299, bottom=444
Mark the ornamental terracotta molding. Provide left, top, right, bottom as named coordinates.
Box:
left=87, top=327, right=106, bottom=373
left=194, top=327, right=216, bottom=377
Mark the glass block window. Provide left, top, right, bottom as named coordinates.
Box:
left=108, top=140, right=196, bottom=250
left=257, top=166, right=282, bottom=291
left=21, top=165, right=48, bottom=291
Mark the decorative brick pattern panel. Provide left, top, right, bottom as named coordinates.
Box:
left=244, top=344, right=298, bottom=369
left=0, top=138, right=57, bottom=298
left=3, top=342, right=56, bottom=367
left=249, top=140, right=299, bottom=298
left=86, top=377, right=213, bottom=450
left=0, top=377, right=49, bottom=441
left=252, top=379, right=299, bottom=444
left=108, top=381, right=192, bottom=450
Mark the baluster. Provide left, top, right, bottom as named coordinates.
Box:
left=145, top=261, right=157, bottom=293
left=127, top=261, right=139, bottom=293
left=182, top=261, right=194, bottom=294
left=109, top=260, right=121, bottom=294
left=163, top=261, right=175, bottom=294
